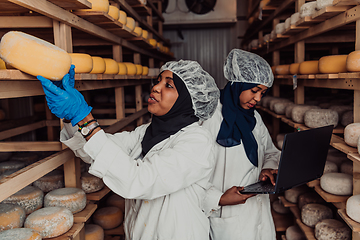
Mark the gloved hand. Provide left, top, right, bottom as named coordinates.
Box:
left=37, top=65, right=92, bottom=126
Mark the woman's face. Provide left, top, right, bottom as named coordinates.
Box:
left=239, top=84, right=268, bottom=109
left=148, top=70, right=179, bottom=116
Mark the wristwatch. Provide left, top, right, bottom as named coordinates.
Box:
left=79, top=121, right=99, bottom=137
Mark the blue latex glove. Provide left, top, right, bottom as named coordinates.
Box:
left=37, top=65, right=92, bottom=126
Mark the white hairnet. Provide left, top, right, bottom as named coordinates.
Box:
left=160, top=60, right=220, bottom=121
left=224, top=49, right=274, bottom=88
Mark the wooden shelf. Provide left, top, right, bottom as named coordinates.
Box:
left=314, top=185, right=350, bottom=203
left=87, top=186, right=111, bottom=201
left=290, top=206, right=301, bottom=220
left=348, top=152, right=360, bottom=163
left=338, top=208, right=360, bottom=232
left=311, top=6, right=351, bottom=21
left=51, top=222, right=84, bottom=240
left=307, top=179, right=320, bottom=188
left=331, top=135, right=358, bottom=155
left=279, top=196, right=296, bottom=207
left=271, top=208, right=294, bottom=232
left=74, top=203, right=97, bottom=223
left=296, top=219, right=316, bottom=240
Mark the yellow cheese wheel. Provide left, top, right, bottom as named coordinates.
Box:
left=81, top=172, right=104, bottom=193
left=118, top=62, right=127, bottom=75
left=142, top=30, right=148, bottom=39
left=108, top=5, right=119, bottom=20
left=0, top=31, right=72, bottom=80
left=0, top=228, right=42, bottom=240
left=149, top=39, right=157, bottom=47
left=0, top=203, right=26, bottom=231
left=2, top=186, right=43, bottom=215
left=275, top=65, right=290, bottom=75
left=319, top=55, right=347, bottom=74
left=134, top=27, right=143, bottom=37
left=126, top=17, right=136, bottom=31
left=93, top=206, right=123, bottom=230
left=85, top=224, right=104, bottom=240
left=271, top=66, right=276, bottom=75
left=142, top=66, right=149, bottom=76
left=83, top=0, right=109, bottom=12
left=123, top=62, right=136, bottom=75
left=135, top=64, right=143, bottom=75
left=289, top=63, right=300, bottom=75
left=106, top=194, right=125, bottom=212
left=347, top=50, right=360, bottom=72
left=103, top=58, right=119, bottom=74
left=44, top=187, right=86, bottom=214
left=90, top=56, right=106, bottom=74
left=118, top=10, right=127, bottom=25
left=69, top=53, right=93, bottom=73
left=25, top=206, right=73, bottom=238
left=33, top=169, right=64, bottom=193
left=299, top=60, right=319, bottom=74
left=0, top=58, right=6, bottom=69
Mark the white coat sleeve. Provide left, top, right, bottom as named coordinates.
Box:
left=84, top=127, right=215, bottom=200
left=202, top=183, right=223, bottom=217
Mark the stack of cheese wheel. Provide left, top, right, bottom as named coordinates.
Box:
left=108, top=5, right=119, bottom=20
left=300, top=1, right=317, bottom=18
left=134, top=27, right=143, bottom=37
left=69, top=53, right=93, bottom=73
left=118, top=10, right=127, bottom=25
left=315, top=219, right=351, bottom=240
left=346, top=194, right=360, bottom=223
left=299, top=60, right=319, bottom=74
left=135, top=64, right=143, bottom=75
left=118, top=62, right=127, bottom=75
left=0, top=31, right=72, bottom=80
left=0, top=228, right=42, bottom=240
left=0, top=160, right=25, bottom=174
left=272, top=199, right=290, bottom=214
left=344, top=122, right=360, bottom=147
left=320, top=172, right=352, bottom=195
left=85, top=224, right=104, bottom=240
left=318, top=55, right=347, bottom=74
left=0, top=203, right=26, bottom=231
left=149, top=39, right=157, bottom=47
left=301, top=203, right=332, bottom=227
left=103, top=58, right=119, bottom=74
left=2, top=186, right=44, bottom=215
left=304, top=109, right=338, bottom=128
left=298, top=191, right=325, bottom=210
left=81, top=172, right=104, bottom=193
left=24, top=206, right=73, bottom=238
left=323, top=160, right=338, bottom=174
left=285, top=225, right=306, bottom=240
left=93, top=206, right=123, bottom=230
left=33, top=169, right=64, bottom=193
left=44, top=187, right=86, bottom=214
left=106, top=193, right=125, bottom=212
left=82, top=0, right=109, bottom=12
left=291, top=105, right=320, bottom=123
left=0, top=58, right=6, bottom=69
left=347, top=50, right=360, bottom=72
left=284, top=185, right=308, bottom=203
left=126, top=17, right=136, bottom=32
left=124, top=62, right=137, bottom=75
left=289, top=63, right=300, bottom=75
left=90, top=56, right=106, bottom=74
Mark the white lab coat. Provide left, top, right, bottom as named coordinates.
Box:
left=60, top=122, right=216, bottom=240
left=202, top=102, right=281, bottom=240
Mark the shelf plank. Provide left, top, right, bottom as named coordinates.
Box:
left=0, top=141, right=62, bottom=151
left=332, top=0, right=359, bottom=6
left=51, top=222, right=84, bottom=240
left=279, top=196, right=296, bottom=207
left=283, top=25, right=309, bottom=35
left=338, top=208, right=360, bottom=232
left=87, top=186, right=111, bottom=201
left=314, top=185, right=350, bottom=203
left=296, top=219, right=316, bottom=240
left=47, top=0, right=91, bottom=10
left=331, top=136, right=358, bottom=154
left=307, top=179, right=320, bottom=188
left=348, top=152, right=360, bottom=163
left=311, top=6, right=351, bottom=21
left=295, top=16, right=322, bottom=27
left=74, top=203, right=97, bottom=222
left=290, top=206, right=301, bottom=220
left=271, top=208, right=294, bottom=232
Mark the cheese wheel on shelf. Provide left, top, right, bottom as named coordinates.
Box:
left=301, top=203, right=332, bottom=228
left=134, top=27, right=142, bottom=37
left=344, top=122, right=360, bottom=147
left=148, top=39, right=157, bottom=47
left=106, top=194, right=125, bottom=212
left=275, top=23, right=285, bottom=34
left=135, top=64, right=143, bottom=75
left=142, top=66, right=149, bottom=76
left=32, top=169, right=64, bottom=193
left=2, top=186, right=43, bottom=215
left=290, top=12, right=300, bottom=25
left=108, top=5, right=119, bottom=20
left=81, top=172, right=104, bottom=193
left=323, top=161, right=338, bottom=174
left=346, top=194, right=360, bottom=223
left=285, top=225, right=306, bottom=240
left=260, top=96, right=276, bottom=108
left=69, top=53, right=93, bottom=73
left=272, top=199, right=290, bottom=214
left=103, top=58, right=119, bottom=74
left=285, top=17, right=291, bottom=29
left=0, top=31, right=72, bottom=81
left=0, top=160, right=26, bottom=174
left=123, top=62, right=136, bottom=75
left=284, top=185, right=308, bottom=203
left=275, top=65, right=290, bottom=75
left=118, top=62, right=127, bottom=75
left=340, top=160, right=353, bottom=175
left=126, top=17, right=136, bottom=31
left=300, top=1, right=317, bottom=17
left=90, top=56, right=106, bottom=74
left=82, top=0, right=109, bottom=12
left=44, top=187, right=86, bottom=214
left=320, top=172, right=352, bottom=195
left=291, top=105, right=320, bottom=123
left=0, top=58, right=6, bottom=69
left=93, top=206, right=123, bottom=230
left=289, top=63, right=300, bottom=75
left=304, top=109, right=338, bottom=128
left=118, top=10, right=127, bottom=25
left=269, top=98, right=289, bottom=111
left=24, top=206, right=73, bottom=238
left=299, top=60, right=319, bottom=74
left=318, top=55, right=347, bottom=74
left=316, top=0, right=334, bottom=10
left=0, top=203, right=26, bottom=231
left=298, top=191, right=325, bottom=210
left=347, top=50, right=360, bottom=72
left=0, top=228, right=42, bottom=240
left=285, top=103, right=299, bottom=118
left=273, top=101, right=294, bottom=115
left=142, top=30, right=149, bottom=39
left=315, top=219, right=351, bottom=240
left=329, top=105, right=352, bottom=118
left=85, top=224, right=104, bottom=240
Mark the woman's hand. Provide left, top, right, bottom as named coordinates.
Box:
left=219, top=186, right=256, bottom=206
left=37, top=65, right=92, bottom=126
left=259, top=168, right=278, bottom=185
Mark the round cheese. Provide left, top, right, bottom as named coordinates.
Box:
left=85, top=224, right=104, bottom=240
left=134, top=27, right=142, bottom=37
left=261, top=96, right=276, bottom=108
left=345, top=122, right=360, bottom=147
left=0, top=203, right=26, bottom=231
left=90, top=57, right=106, bottom=74
left=346, top=194, right=360, bottom=223
left=291, top=105, right=320, bottom=123
left=250, top=39, right=259, bottom=49
left=103, top=58, right=119, bottom=74
left=0, top=58, right=6, bottom=69
left=126, top=17, right=136, bottom=31
left=83, top=0, right=109, bottom=12
left=299, top=60, right=319, bottom=74
left=81, top=172, right=104, bottom=193
left=106, top=194, right=125, bottom=212
left=33, top=169, right=64, bottom=193
left=304, top=109, right=338, bottom=128
left=142, top=30, right=149, bottom=39
left=301, top=203, right=333, bottom=227
left=290, top=12, right=300, bottom=25
left=0, top=31, right=71, bottom=81
left=346, top=50, right=360, bottom=72
left=285, top=104, right=299, bottom=118
left=0, top=228, right=41, bottom=240
left=284, top=185, right=308, bottom=203
left=272, top=199, right=290, bottom=214
left=149, top=39, right=157, bottom=47
left=69, top=53, right=93, bottom=73
left=142, top=66, right=149, bottom=76
left=0, top=160, right=25, bottom=174
left=273, top=101, right=294, bottom=115
left=315, top=219, right=351, bottom=240
left=44, top=187, right=86, bottom=214
left=323, top=161, right=338, bottom=174
left=316, top=0, right=334, bottom=10
left=298, top=191, right=325, bottom=210
left=289, top=63, right=300, bottom=75
left=2, top=186, right=43, bottom=215
left=118, top=62, right=127, bottom=75
left=275, top=23, right=286, bottom=34
left=24, top=206, right=73, bottom=238
left=285, top=225, right=306, bottom=240
left=276, top=133, right=285, bottom=149
left=285, top=17, right=291, bottom=29
left=123, top=62, right=136, bottom=75
left=108, top=5, right=119, bottom=20
left=327, top=150, right=347, bottom=168
left=135, top=64, right=143, bottom=75
left=329, top=105, right=352, bottom=118
left=340, top=161, right=353, bottom=175
left=320, top=172, right=352, bottom=195
left=341, top=110, right=353, bottom=127
left=93, top=206, right=123, bottom=230
left=318, top=55, right=347, bottom=74
left=300, top=1, right=317, bottom=18
left=118, top=10, right=127, bottom=25
left=270, top=98, right=290, bottom=111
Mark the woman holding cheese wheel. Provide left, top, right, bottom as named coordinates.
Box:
left=37, top=60, right=220, bottom=240
left=202, top=49, right=281, bottom=240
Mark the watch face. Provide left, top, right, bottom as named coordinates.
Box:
left=81, top=127, right=90, bottom=136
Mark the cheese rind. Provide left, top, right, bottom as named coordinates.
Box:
left=69, top=53, right=93, bottom=73
left=106, top=194, right=125, bottom=212
left=273, top=101, right=293, bottom=115
left=318, top=55, right=348, bottom=74
left=301, top=203, right=333, bottom=227
left=142, top=66, right=149, bottom=76
left=135, top=64, right=143, bottom=75
left=284, top=185, right=308, bottom=203
left=275, top=65, right=290, bottom=75
left=0, top=228, right=42, bottom=240
left=118, top=10, right=127, bottom=24
left=323, top=161, right=338, bottom=174
left=0, top=203, right=26, bottom=231
left=291, top=105, right=320, bottom=123
left=44, top=187, right=86, bottom=214
left=126, top=17, right=136, bottom=31
left=299, top=60, right=319, bottom=74
left=344, top=122, right=360, bottom=147
left=93, top=206, right=123, bottom=230
left=304, top=109, right=338, bottom=128
left=285, top=225, right=306, bottom=240
left=0, top=58, right=6, bottom=69
left=298, top=192, right=325, bottom=210
left=33, top=169, right=64, bottom=193
left=347, top=50, right=360, bottom=72
left=134, top=27, right=142, bottom=37
left=346, top=194, right=360, bottom=223
left=81, top=172, right=104, bottom=193
left=300, top=1, right=317, bottom=17
left=0, top=160, right=26, bottom=174
left=118, top=62, right=127, bottom=75
left=90, top=57, right=106, bottom=74
left=103, top=58, right=119, bottom=74
left=83, top=0, right=109, bottom=12
left=85, top=224, right=104, bottom=240
left=289, top=63, right=300, bottom=75
left=123, top=62, right=137, bottom=75
left=315, top=219, right=351, bottom=240
left=320, top=172, right=352, bottom=195
left=142, top=30, right=149, bottom=39
left=108, top=6, right=119, bottom=20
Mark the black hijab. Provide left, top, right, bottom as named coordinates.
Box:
left=141, top=72, right=199, bottom=156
